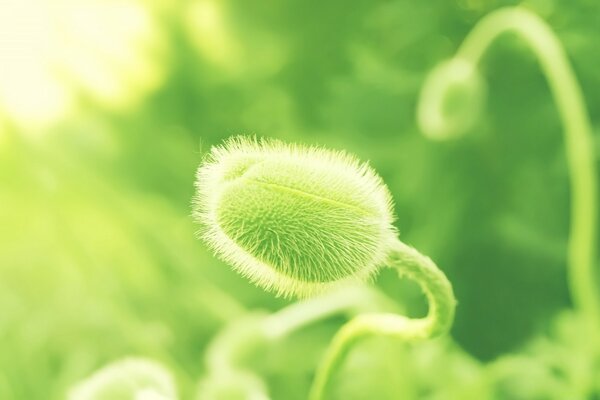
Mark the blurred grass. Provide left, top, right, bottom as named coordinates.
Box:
left=0, top=0, right=599, bottom=398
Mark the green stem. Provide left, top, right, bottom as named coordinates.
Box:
left=205, top=286, right=395, bottom=373
left=201, top=288, right=397, bottom=398
left=308, top=239, right=456, bottom=400
left=262, top=285, right=399, bottom=339
left=200, top=286, right=399, bottom=399
left=454, top=7, right=599, bottom=326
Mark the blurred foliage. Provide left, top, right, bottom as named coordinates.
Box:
left=0, top=0, right=599, bottom=399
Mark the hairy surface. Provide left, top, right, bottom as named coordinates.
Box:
left=193, top=136, right=397, bottom=297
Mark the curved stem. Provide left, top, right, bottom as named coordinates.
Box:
left=205, top=285, right=396, bottom=373
left=308, top=239, right=456, bottom=400
left=454, top=7, right=599, bottom=326
left=201, top=286, right=399, bottom=400
left=262, top=285, right=399, bottom=339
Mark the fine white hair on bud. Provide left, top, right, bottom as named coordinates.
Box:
left=193, top=136, right=398, bottom=298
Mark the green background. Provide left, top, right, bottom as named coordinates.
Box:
left=1, top=0, right=599, bottom=398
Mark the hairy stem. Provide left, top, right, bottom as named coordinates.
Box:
left=308, top=239, right=456, bottom=400
left=455, top=7, right=599, bottom=326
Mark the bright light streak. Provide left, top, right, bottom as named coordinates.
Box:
left=0, top=0, right=166, bottom=132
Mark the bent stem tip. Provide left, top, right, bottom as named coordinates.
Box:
left=430, top=6, right=599, bottom=326
left=308, top=239, right=456, bottom=400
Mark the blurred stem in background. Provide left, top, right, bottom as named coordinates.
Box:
left=68, top=358, right=177, bottom=400
left=417, top=6, right=599, bottom=330
left=199, top=286, right=399, bottom=399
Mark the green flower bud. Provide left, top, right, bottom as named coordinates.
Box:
left=193, top=136, right=397, bottom=297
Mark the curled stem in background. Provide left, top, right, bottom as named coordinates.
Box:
left=193, top=136, right=456, bottom=399
left=417, top=7, right=599, bottom=328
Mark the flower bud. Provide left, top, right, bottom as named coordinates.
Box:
left=194, top=136, right=397, bottom=297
